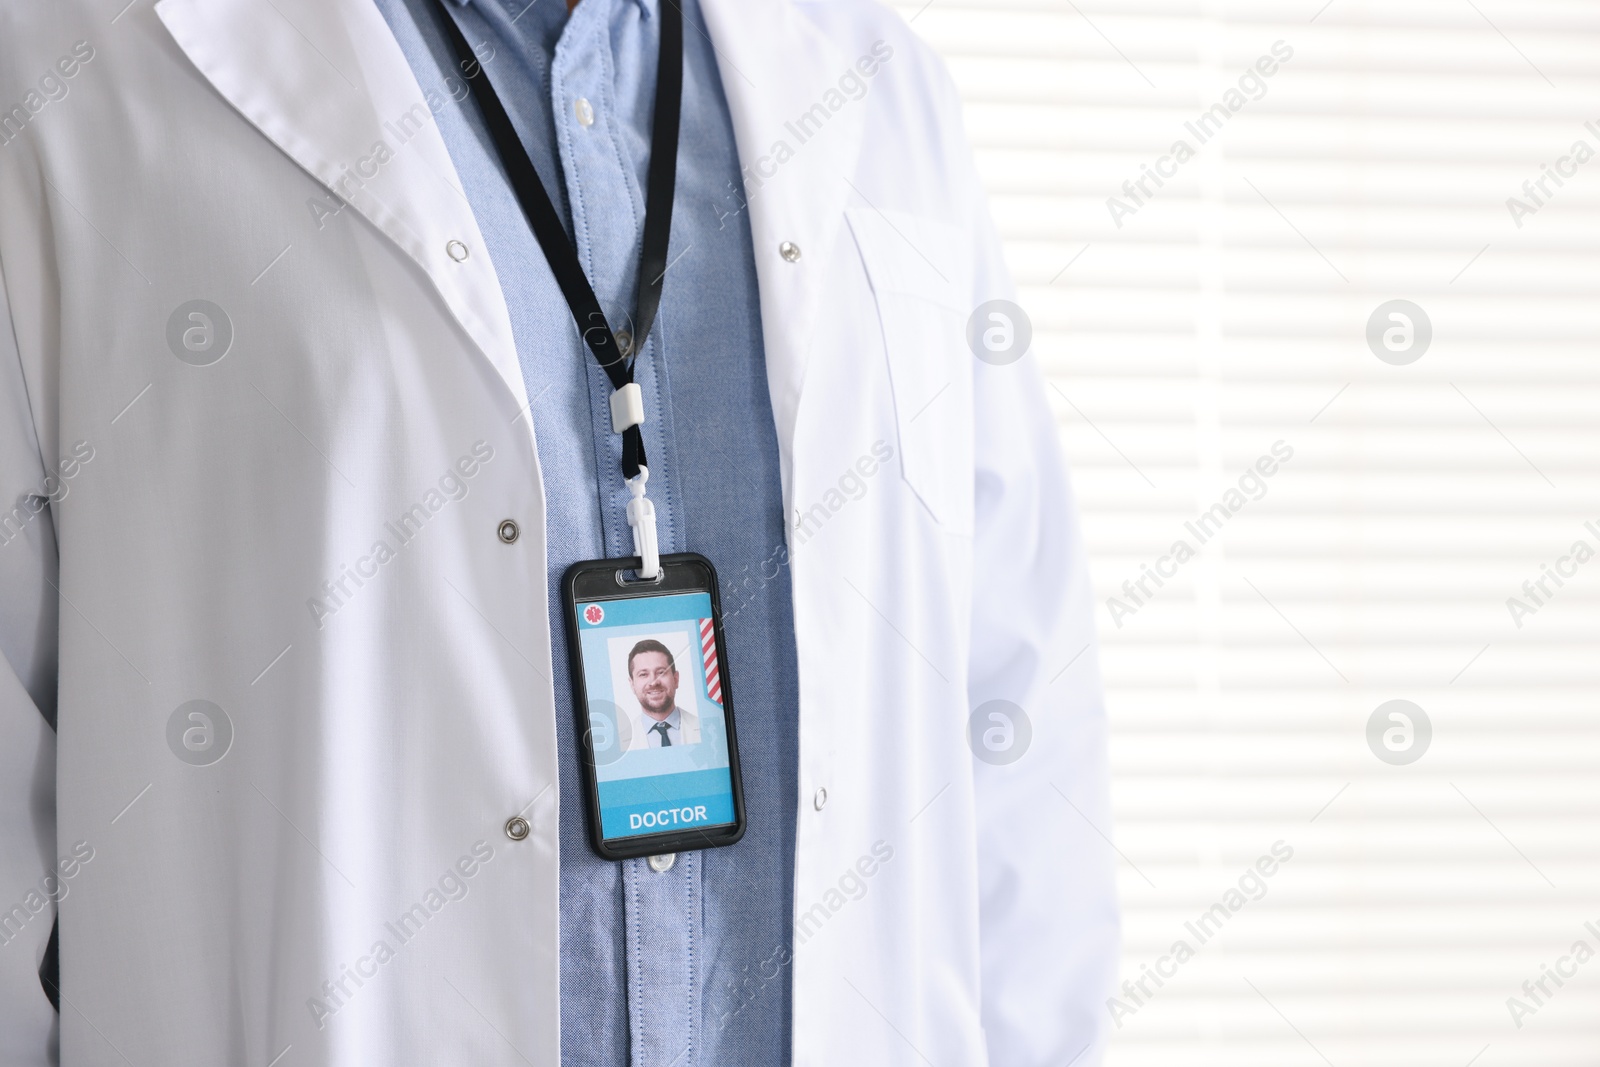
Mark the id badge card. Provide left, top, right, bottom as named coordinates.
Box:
left=562, top=553, right=747, bottom=861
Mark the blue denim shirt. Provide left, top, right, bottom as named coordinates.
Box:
left=371, top=0, right=798, bottom=1062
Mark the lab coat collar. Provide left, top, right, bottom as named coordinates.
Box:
left=154, top=0, right=531, bottom=421
left=697, top=0, right=867, bottom=510
left=153, top=0, right=867, bottom=507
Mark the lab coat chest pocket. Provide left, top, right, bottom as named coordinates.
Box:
left=846, top=207, right=975, bottom=535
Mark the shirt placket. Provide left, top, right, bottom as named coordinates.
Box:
left=549, top=7, right=699, bottom=1067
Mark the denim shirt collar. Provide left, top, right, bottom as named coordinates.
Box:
left=447, top=0, right=655, bottom=19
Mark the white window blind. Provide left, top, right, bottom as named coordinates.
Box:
left=893, top=1, right=1600, bottom=1063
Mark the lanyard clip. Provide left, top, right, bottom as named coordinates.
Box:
left=626, top=467, right=661, bottom=580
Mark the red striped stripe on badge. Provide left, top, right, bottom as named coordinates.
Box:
left=699, top=618, right=722, bottom=704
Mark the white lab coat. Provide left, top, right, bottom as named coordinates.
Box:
left=0, top=0, right=1117, bottom=1064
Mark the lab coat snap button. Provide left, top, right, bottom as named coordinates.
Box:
left=813, top=787, right=828, bottom=811
left=779, top=241, right=801, bottom=262
left=446, top=239, right=469, bottom=262
left=647, top=853, right=676, bottom=873
left=505, top=816, right=530, bottom=841
left=498, top=519, right=520, bottom=544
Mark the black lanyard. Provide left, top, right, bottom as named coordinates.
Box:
left=429, top=0, right=683, bottom=482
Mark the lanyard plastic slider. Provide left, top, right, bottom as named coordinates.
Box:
left=610, top=382, right=645, bottom=434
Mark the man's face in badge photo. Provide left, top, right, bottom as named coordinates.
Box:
left=628, top=644, right=679, bottom=720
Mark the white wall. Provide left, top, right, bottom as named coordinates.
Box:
left=896, top=1, right=1600, bottom=1063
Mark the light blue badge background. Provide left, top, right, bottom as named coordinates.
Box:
left=576, top=592, right=736, bottom=838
